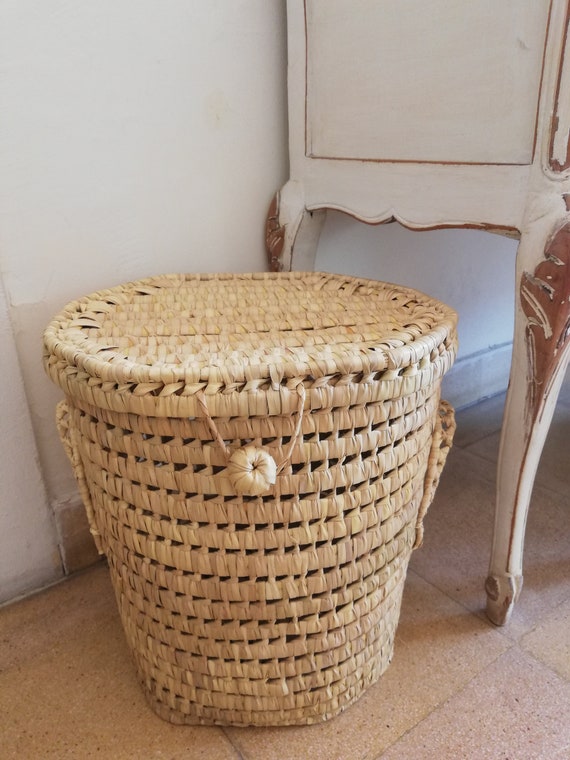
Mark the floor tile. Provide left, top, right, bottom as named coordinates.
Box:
left=408, top=446, right=496, bottom=610
left=0, top=561, right=108, bottom=672
left=409, top=446, right=570, bottom=640
left=520, top=598, right=570, bottom=681
left=225, top=572, right=510, bottom=760
left=533, top=403, right=570, bottom=497
left=0, top=569, right=241, bottom=760
left=464, top=393, right=570, bottom=499
left=379, top=647, right=570, bottom=760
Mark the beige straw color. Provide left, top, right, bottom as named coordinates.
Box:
left=44, top=272, right=457, bottom=726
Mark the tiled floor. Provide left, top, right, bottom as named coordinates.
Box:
left=1, top=381, right=569, bottom=759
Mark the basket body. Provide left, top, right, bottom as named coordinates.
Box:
left=45, top=272, right=457, bottom=726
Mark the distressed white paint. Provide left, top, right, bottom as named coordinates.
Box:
left=283, top=1, right=564, bottom=237
left=278, top=0, right=570, bottom=625
left=306, top=0, right=551, bottom=164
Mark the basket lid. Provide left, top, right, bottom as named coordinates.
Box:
left=44, top=272, right=457, bottom=415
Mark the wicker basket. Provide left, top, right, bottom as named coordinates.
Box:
left=44, top=272, right=457, bottom=726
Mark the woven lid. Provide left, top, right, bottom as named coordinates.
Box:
left=44, top=272, right=457, bottom=416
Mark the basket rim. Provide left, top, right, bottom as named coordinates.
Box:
left=43, top=271, right=458, bottom=391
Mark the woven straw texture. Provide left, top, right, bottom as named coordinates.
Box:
left=44, top=272, right=457, bottom=726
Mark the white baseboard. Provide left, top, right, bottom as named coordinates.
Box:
left=51, top=495, right=100, bottom=575
left=442, top=343, right=513, bottom=410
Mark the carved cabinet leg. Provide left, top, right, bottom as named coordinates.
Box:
left=486, top=220, right=570, bottom=625
left=265, top=183, right=326, bottom=272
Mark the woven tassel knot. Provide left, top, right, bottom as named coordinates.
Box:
left=227, top=446, right=277, bottom=496
left=196, top=384, right=306, bottom=497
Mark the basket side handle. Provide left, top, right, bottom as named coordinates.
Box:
left=56, top=399, right=104, bottom=554
left=414, top=399, right=456, bottom=549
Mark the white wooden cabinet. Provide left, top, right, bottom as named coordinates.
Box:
left=267, top=0, right=570, bottom=625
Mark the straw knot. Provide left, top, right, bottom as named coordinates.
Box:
left=227, top=446, right=277, bottom=496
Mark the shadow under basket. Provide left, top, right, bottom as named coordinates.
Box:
left=44, top=272, right=457, bottom=726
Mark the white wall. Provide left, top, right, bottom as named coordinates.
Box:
left=0, top=0, right=288, bottom=600
left=0, top=0, right=518, bottom=603
left=315, top=213, right=518, bottom=408
left=0, top=274, right=61, bottom=604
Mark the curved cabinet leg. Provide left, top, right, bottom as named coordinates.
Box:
left=265, top=182, right=326, bottom=272
left=486, top=220, right=570, bottom=625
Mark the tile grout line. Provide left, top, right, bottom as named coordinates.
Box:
left=408, top=564, right=570, bottom=650
left=516, top=594, right=570, bottom=685
left=221, top=726, right=248, bottom=760
left=403, top=567, right=499, bottom=634
left=399, top=568, right=560, bottom=655
left=517, top=643, right=570, bottom=685
left=369, top=645, right=517, bottom=760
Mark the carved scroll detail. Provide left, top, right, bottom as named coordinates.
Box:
left=521, top=222, right=570, bottom=419
left=265, top=193, right=285, bottom=272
